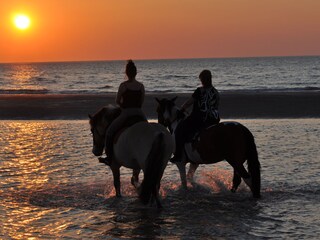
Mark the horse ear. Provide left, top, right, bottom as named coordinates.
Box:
left=155, top=97, right=160, bottom=103
left=171, top=96, right=178, bottom=102
left=88, top=114, right=92, bottom=119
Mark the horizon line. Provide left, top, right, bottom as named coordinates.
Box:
left=1, top=54, right=319, bottom=65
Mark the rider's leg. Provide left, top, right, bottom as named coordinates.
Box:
left=171, top=117, right=195, bottom=163
left=101, top=130, right=115, bottom=166
left=171, top=128, right=185, bottom=162
left=103, top=112, right=127, bottom=165
left=103, top=109, right=144, bottom=165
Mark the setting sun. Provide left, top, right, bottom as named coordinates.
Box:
left=14, top=14, right=31, bottom=30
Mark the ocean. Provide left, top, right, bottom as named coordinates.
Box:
left=0, top=56, right=320, bottom=94
left=0, top=57, right=319, bottom=239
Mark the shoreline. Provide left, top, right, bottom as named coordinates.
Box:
left=0, top=91, right=319, bottom=120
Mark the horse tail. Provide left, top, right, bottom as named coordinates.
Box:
left=245, top=128, right=261, bottom=198
left=139, top=132, right=166, bottom=205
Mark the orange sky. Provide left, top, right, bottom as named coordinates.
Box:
left=1, top=0, right=320, bottom=63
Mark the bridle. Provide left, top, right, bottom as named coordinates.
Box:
left=159, top=104, right=183, bottom=134
left=90, top=119, right=108, bottom=148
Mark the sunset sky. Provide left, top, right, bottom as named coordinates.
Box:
left=1, top=0, right=320, bottom=63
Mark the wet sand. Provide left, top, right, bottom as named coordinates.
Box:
left=0, top=91, right=319, bottom=120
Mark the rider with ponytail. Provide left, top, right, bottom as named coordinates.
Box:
left=103, top=60, right=147, bottom=166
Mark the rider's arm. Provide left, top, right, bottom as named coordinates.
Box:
left=140, top=84, right=145, bottom=106
left=213, top=87, right=220, bottom=109
left=115, top=83, right=126, bottom=106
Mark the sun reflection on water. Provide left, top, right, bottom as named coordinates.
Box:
left=0, top=119, right=319, bottom=239
left=0, top=121, right=92, bottom=239
left=11, top=64, right=37, bottom=80
left=1, top=122, right=56, bottom=189
left=2, top=64, right=47, bottom=92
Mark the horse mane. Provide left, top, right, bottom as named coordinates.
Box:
left=156, top=97, right=186, bottom=120
left=90, top=105, right=121, bottom=125
left=156, top=98, right=176, bottom=112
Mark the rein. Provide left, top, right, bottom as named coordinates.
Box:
left=167, top=121, right=174, bottom=134
left=91, top=120, right=108, bottom=146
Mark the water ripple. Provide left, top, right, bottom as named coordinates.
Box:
left=0, top=119, right=319, bottom=239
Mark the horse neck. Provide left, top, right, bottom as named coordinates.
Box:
left=98, top=106, right=121, bottom=131
left=169, top=106, right=183, bottom=133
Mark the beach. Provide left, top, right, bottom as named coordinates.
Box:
left=0, top=91, right=319, bottom=120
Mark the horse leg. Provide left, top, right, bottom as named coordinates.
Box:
left=231, top=170, right=242, bottom=193
left=154, top=185, right=163, bottom=209
left=176, top=162, right=187, bottom=189
left=131, top=169, right=140, bottom=189
left=187, top=163, right=199, bottom=183
left=148, top=184, right=162, bottom=208
left=111, top=167, right=121, bottom=197
left=227, top=160, right=252, bottom=191
left=236, top=166, right=252, bottom=190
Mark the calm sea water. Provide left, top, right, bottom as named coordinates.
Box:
left=0, top=119, right=319, bottom=239
left=0, top=56, right=319, bottom=94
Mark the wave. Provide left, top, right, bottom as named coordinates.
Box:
left=0, top=86, right=319, bottom=95
left=220, top=86, right=320, bottom=93
left=0, top=88, right=49, bottom=94
left=148, top=86, right=320, bottom=93
left=276, top=86, right=320, bottom=91
left=301, top=86, right=320, bottom=91
left=147, top=89, right=186, bottom=93
left=100, top=85, right=112, bottom=89
left=30, top=77, right=47, bottom=81
left=160, top=74, right=190, bottom=79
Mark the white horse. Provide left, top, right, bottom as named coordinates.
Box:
left=89, top=106, right=174, bottom=208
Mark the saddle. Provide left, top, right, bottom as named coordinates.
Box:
left=113, top=115, right=147, bottom=144
left=188, top=124, right=217, bottom=150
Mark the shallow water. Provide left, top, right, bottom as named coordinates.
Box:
left=0, top=119, right=319, bottom=239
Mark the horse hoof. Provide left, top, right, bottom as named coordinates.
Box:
left=116, top=193, right=122, bottom=198
left=180, top=185, right=188, bottom=192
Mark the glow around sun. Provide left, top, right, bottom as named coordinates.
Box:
left=14, top=14, right=31, bottom=30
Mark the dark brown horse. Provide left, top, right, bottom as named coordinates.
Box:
left=156, top=97, right=261, bottom=198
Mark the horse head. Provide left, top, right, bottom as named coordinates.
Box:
left=88, top=106, right=121, bottom=156
left=156, top=96, right=180, bottom=128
